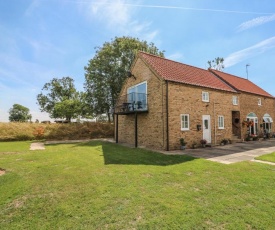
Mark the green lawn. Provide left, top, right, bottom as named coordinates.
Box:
left=0, top=141, right=274, bottom=229
left=255, top=152, right=275, bottom=163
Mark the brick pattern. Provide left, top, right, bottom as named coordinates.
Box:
left=116, top=58, right=167, bottom=149
left=167, top=82, right=240, bottom=149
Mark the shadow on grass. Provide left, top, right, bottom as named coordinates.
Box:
left=74, top=141, right=195, bottom=166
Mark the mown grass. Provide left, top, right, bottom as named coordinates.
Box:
left=0, top=141, right=274, bottom=229
left=255, top=152, right=275, bottom=163
left=0, top=122, right=113, bottom=141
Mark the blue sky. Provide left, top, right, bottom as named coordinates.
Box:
left=1, top=0, right=275, bottom=122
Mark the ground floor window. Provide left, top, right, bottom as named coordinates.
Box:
left=263, top=113, right=273, bottom=133
left=247, top=112, right=258, bottom=135
left=181, top=114, right=189, bottom=131
left=218, top=116, right=224, bottom=129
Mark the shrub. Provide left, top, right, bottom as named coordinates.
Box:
left=0, top=122, right=114, bottom=141
left=33, top=126, right=45, bottom=140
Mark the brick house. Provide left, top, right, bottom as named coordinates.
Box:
left=114, top=52, right=275, bottom=150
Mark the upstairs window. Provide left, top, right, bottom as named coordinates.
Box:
left=218, top=116, right=224, bottom=129
left=258, top=98, right=261, bottom=106
left=202, top=92, right=209, bottom=102
left=232, top=96, right=238, bottom=105
left=127, top=81, right=147, bottom=110
left=181, top=114, right=190, bottom=131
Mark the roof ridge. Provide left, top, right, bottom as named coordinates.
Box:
left=211, top=69, right=249, bottom=81
left=139, top=51, right=209, bottom=73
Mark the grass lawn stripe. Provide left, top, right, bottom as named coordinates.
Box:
left=0, top=141, right=274, bottom=229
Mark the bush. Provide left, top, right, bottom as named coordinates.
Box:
left=0, top=122, right=114, bottom=141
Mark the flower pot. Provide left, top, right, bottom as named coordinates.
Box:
left=180, top=146, right=186, bottom=150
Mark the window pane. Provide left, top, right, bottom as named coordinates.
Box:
left=181, top=115, right=189, bottom=130
left=127, top=82, right=147, bottom=109
left=218, top=116, right=224, bottom=128
left=136, top=83, right=146, bottom=94
left=204, top=119, right=208, bottom=129
left=202, top=92, right=209, bottom=102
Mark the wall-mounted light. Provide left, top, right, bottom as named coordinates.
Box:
left=127, top=71, right=136, bottom=80
left=197, top=124, right=202, bottom=131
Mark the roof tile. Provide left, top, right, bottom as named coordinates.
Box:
left=210, top=69, right=274, bottom=98
left=139, top=52, right=236, bottom=93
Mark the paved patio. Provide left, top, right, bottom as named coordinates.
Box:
left=163, top=139, right=275, bottom=164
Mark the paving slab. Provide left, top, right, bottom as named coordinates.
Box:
left=162, top=139, right=275, bottom=164
left=30, top=142, right=45, bottom=150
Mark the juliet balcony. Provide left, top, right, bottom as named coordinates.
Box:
left=114, top=93, right=148, bottom=115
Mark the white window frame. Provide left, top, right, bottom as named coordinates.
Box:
left=247, top=114, right=258, bottom=135
left=232, top=96, right=238, bottom=105
left=127, top=81, right=147, bottom=110
left=202, top=91, right=209, bottom=102
left=218, top=116, right=224, bottom=129
left=258, top=98, right=261, bottom=106
left=127, top=81, right=147, bottom=96
left=181, top=114, right=190, bottom=131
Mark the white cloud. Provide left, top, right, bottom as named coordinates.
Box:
left=87, top=0, right=130, bottom=27
left=82, top=0, right=158, bottom=41
left=82, top=2, right=272, bottom=15
left=237, top=14, right=275, bottom=31
left=24, top=0, right=41, bottom=17
left=26, top=38, right=65, bottom=59
left=224, top=36, right=275, bottom=67
left=166, top=52, right=184, bottom=61
left=0, top=54, right=47, bottom=86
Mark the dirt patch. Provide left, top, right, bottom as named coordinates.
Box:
left=0, top=152, right=20, bottom=155
left=0, top=168, right=5, bottom=176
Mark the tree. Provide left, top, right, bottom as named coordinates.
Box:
left=207, top=57, right=224, bottom=71
left=84, top=36, right=164, bottom=122
left=37, top=77, right=82, bottom=122
left=9, top=104, right=32, bottom=122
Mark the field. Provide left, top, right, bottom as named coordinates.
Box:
left=0, top=141, right=274, bottom=229
left=0, top=122, right=114, bottom=141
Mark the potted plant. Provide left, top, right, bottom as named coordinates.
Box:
left=180, top=138, right=187, bottom=150
left=200, top=139, right=207, bottom=147
left=221, top=138, right=228, bottom=145
left=191, top=141, right=197, bottom=149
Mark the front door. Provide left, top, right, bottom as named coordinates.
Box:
left=203, top=115, right=211, bottom=144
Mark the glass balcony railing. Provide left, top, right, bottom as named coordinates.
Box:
left=114, top=93, right=148, bottom=114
